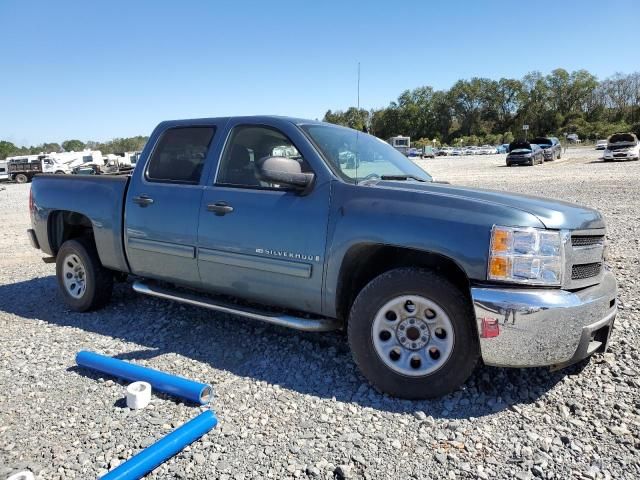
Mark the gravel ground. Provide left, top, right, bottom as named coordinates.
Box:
left=1, top=148, right=639, bottom=479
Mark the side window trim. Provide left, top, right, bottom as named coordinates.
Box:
left=144, top=126, right=216, bottom=185
left=213, top=123, right=313, bottom=190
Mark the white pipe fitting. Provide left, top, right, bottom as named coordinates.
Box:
left=7, top=472, right=35, bottom=480
left=126, top=381, right=152, bottom=409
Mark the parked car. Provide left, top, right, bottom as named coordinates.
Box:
left=506, top=141, right=545, bottom=166
left=595, top=139, right=608, bottom=150
left=421, top=146, right=435, bottom=159
left=451, top=148, right=463, bottom=156
left=496, top=144, right=509, bottom=154
left=530, top=136, right=562, bottom=161
left=462, top=146, right=477, bottom=155
left=28, top=115, right=616, bottom=399
left=603, top=133, right=640, bottom=162
left=479, top=145, right=496, bottom=155
left=72, top=164, right=102, bottom=175
left=438, top=147, right=451, bottom=156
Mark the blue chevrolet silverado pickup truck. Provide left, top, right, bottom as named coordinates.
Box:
left=27, top=116, right=617, bottom=399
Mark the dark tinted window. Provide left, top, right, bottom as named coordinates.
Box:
left=146, top=127, right=215, bottom=184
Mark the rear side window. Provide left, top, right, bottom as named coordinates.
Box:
left=146, top=127, right=215, bottom=184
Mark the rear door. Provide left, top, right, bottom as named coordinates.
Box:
left=125, top=122, right=223, bottom=287
left=196, top=119, right=331, bottom=314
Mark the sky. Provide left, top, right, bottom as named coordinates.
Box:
left=1, top=0, right=637, bottom=146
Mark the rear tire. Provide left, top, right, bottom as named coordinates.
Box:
left=347, top=268, right=479, bottom=399
left=56, top=238, right=113, bottom=312
left=14, top=173, right=29, bottom=184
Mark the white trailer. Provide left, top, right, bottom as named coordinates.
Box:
left=0, top=160, right=8, bottom=181
left=387, top=136, right=411, bottom=155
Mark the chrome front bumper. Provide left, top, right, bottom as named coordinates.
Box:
left=471, top=270, right=617, bottom=368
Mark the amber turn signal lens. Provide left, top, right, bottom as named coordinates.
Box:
left=489, top=257, right=510, bottom=278
left=492, top=228, right=510, bottom=252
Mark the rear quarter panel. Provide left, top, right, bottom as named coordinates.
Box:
left=30, top=175, right=129, bottom=271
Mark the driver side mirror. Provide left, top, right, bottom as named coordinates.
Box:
left=256, top=156, right=315, bottom=193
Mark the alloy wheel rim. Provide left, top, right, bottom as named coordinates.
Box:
left=371, top=295, right=455, bottom=377
left=62, top=254, right=87, bottom=299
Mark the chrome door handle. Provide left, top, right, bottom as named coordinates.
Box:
left=207, top=202, right=234, bottom=216
left=133, top=195, right=154, bottom=206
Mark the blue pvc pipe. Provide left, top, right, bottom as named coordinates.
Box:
left=76, top=351, right=212, bottom=405
left=100, top=410, right=217, bottom=480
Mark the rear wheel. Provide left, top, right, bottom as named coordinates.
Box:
left=56, top=238, right=113, bottom=312
left=14, top=173, right=29, bottom=183
left=347, top=268, right=479, bottom=399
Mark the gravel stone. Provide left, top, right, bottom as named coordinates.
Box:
left=1, top=149, right=639, bottom=479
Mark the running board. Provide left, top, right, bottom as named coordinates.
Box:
left=132, top=280, right=340, bottom=332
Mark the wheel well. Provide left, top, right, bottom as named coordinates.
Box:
left=48, top=211, right=94, bottom=255
left=336, top=245, right=471, bottom=321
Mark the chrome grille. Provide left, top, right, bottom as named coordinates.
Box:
left=564, top=230, right=605, bottom=289
left=572, top=262, right=602, bottom=280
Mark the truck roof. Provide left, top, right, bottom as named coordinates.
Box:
left=157, top=115, right=329, bottom=129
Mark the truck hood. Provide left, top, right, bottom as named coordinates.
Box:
left=374, top=180, right=604, bottom=230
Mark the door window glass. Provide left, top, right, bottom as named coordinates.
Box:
left=216, top=125, right=310, bottom=189
left=146, top=127, right=215, bottom=184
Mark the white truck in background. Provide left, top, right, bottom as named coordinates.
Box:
left=6, top=155, right=72, bottom=183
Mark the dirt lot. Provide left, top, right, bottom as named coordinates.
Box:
left=1, top=148, right=638, bottom=479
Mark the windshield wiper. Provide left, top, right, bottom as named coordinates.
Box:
left=380, top=175, right=427, bottom=182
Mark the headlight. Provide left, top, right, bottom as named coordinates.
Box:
left=488, top=225, right=563, bottom=286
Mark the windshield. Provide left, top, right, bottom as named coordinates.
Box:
left=301, top=124, right=432, bottom=183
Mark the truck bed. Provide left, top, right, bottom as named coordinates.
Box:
left=30, top=174, right=131, bottom=272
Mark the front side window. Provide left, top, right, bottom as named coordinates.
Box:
left=146, top=127, right=215, bottom=184
left=301, top=124, right=432, bottom=183
left=216, top=125, right=311, bottom=189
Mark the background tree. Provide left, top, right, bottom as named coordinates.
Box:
left=62, top=139, right=85, bottom=151
left=0, top=141, right=17, bottom=159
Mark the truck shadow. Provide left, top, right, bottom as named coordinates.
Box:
left=0, top=276, right=578, bottom=419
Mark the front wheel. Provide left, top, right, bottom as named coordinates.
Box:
left=348, top=268, right=479, bottom=399
left=56, top=238, right=113, bottom=312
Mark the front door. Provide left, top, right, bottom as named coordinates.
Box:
left=125, top=125, right=219, bottom=288
left=197, top=122, right=330, bottom=314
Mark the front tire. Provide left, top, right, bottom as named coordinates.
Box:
left=347, top=268, right=479, bottom=399
left=56, top=238, right=113, bottom=312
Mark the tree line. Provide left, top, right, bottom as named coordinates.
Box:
left=2, top=68, right=638, bottom=159
left=324, top=69, right=640, bottom=146
left=0, top=136, right=149, bottom=160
